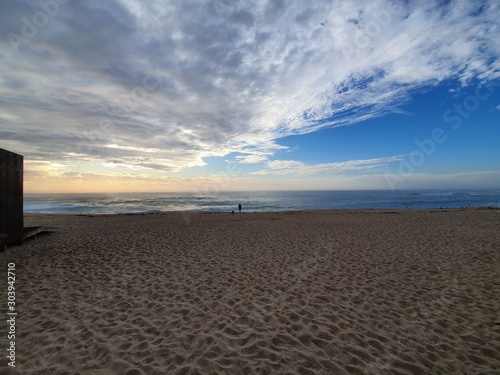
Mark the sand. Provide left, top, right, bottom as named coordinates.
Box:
left=1, top=208, right=500, bottom=374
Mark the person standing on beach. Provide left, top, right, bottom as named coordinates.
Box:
left=238, top=203, right=242, bottom=213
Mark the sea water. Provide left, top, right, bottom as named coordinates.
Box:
left=24, top=190, right=500, bottom=214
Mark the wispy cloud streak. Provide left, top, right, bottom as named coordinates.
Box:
left=253, top=156, right=402, bottom=176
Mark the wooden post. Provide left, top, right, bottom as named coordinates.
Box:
left=0, top=148, right=24, bottom=250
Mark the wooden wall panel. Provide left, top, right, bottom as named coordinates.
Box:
left=0, top=148, right=23, bottom=248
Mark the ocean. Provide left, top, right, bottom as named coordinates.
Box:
left=24, top=190, right=500, bottom=214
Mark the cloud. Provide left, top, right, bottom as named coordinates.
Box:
left=1, top=0, right=499, bottom=171
left=253, top=156, right=402, bottom=176
left=496, top=105, right=500, bottom=110
left=235, top=154, right=269, bottom=164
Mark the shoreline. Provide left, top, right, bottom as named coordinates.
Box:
left=23, top=205, right=500, bottom=217
left=23, top=190, right=500, bottom=217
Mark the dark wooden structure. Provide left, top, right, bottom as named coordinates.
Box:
left=0, top=148, right=24, bottom=249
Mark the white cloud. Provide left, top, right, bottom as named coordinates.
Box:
left=235, top=154, right=269, bottom=164
left=0, top=0, right=498, bottom=171
left=254, top=156, right=401, bottom=176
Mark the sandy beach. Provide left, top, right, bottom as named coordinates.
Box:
left=2, top=208, right=500, bottom=374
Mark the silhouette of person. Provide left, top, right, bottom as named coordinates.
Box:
left=238, top=203, right=242, bottom=213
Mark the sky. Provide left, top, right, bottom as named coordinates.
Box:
left=1, top=0, right=499, bottom=193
